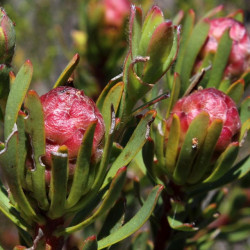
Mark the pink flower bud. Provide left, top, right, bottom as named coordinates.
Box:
left=103, top=0, right=130, bottom=28
left=40, top=86, right=105, bottom=167
left=200, top=17, right=250, bottom=78
left=0, top=8, right=15, bottom=64
left=166, top=88, right=241, bottom=152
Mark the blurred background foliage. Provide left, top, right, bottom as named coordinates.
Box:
left=0, top=0, right=249, bottom=249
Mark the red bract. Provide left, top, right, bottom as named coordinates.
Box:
left=166, top=88, right=241, bottom=152
left=200, top=17, right=250, bottom=78
left=40, top=86, right=105, bottom=167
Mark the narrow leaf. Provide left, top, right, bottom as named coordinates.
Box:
left=97, top=185, right=163, bottom=249
left=47, top=152, right=68, bottom=219
left=226, top=79, right=245, bottom=104
left=82, top=236, right=98, bottom=250
left=66, top=122, right=96, bottom=209
left=4, top=60, right=33, bottom=139
left=207, top=29, right=232, bottom=88
left=24, top=90, right=49, bottom=210
left=53, top=54, right=80, bottom=88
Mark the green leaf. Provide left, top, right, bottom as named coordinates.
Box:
left=66, top=122, right=96, bottom=209
left=0, top=179, right=30, bottom=231
left=98, top=198, right=125, bottom=239
left=180, top=20, right=210, bottom=93
left=97, top=185, right=163, bottom=249
left=0, top=131, right=44, bottom=224
left=204, top=142, right=239, bottom=183
left=165, top=114, right=180, bottom=175
left=241, top=70, right=250, bottom=89
left=165, top=73, right=181, bottom=119
left=129, top=5, right=142, bottom=58
left=82, top=236, right=98, bottom=250
left=24, top=90, right=49, bottom=210
left=101, top=82, right=124, bottom=136
left=240, top=96, right=250, bottom=124
left=4, top=60, right=33, bottom=140
left=173, top=112, right=210, bottom=185
left=129, top=231, right=150, bottom=250
left=56, top=167, right=127, bottom=236
left=103, top=110, right=156, bottom=187
left=207, top=29, right=232, bottom=88
left=138, top=6, right=164, bottom=58
left=142, top=23, right=178, bottom=84
left=167, top=216, right=198, bottom=231
left=187, top=119, right=223, bottom=184
left=47, top=151, right=68, bottom=219
left=53, top=53, right=80, bottom=88
left=240, top=119, right=250, bottom=142
left=175, top=10, right=195, bottom=74
left=226, top=79, right=245, bottom=104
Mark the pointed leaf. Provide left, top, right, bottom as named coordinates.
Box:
left=53, top=54, right=80, bottom=88
left=47, top=152, right=68, bottom=219
left=173, top=112, right=210, bottom=185
left=103, top=110, right=156, bottom=187
left=204, top=142, right=239, bottom=183
left=97, top=185, right=163, bottom=249
left=138, top=6, right=164, bottom=57
left=187, top=119, right=223, bottom=184
left=240, top=119, right=250, bottom=142
left=66, top=122, right=96, bottom=209
left=129, top=5, right=143, bottom=58
left=207, top=29, right=232, bottom=88
left=142, top=23, right=178, bottom=84
left=4, top=60, right=33, bottom=140
left=24, top=90, right=49, bottom=210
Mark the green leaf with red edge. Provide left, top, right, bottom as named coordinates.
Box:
left=187, top=119, right=223, bottom=184
left=142, top=22, right=179, bottom=84
left=226, top=79, right=245, bottom=104
left=167, top=216, right=198, bottom=232
left=207, top=29, right=233, bottom=89
left=129, top=5, right=142, bottom=58
left=203, top=142, right=239, bottom=183
left=180, top=20, right=210, bottom=94
left=53, top=53, right=80, bottom=88
left=55, top=167, right=127, bottom=236
left=227, top=9, right=244, bottom=23
left=97, top=185, right=163, bottom=249
left=202, top=5, right=224, bottom=19
left=0, top=131, right=44, bottom=224
left=175, top=9, right=195, bottom=74
left=82, top=236, right=98, bottom=250
left=138, top=6, right=164, bottom=58
left=66, top=122, right=96, bottom=209
left=173, top=112, right=210, bottom=185
left=48, top=151, right=68, bottom=219
left=165, top=114, right=181, bottom=175
left=4, top=60, right=33, bottom=140
left=103, top=110, right=156, bottom=188
left=24, top=90, right=49, bottom=211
